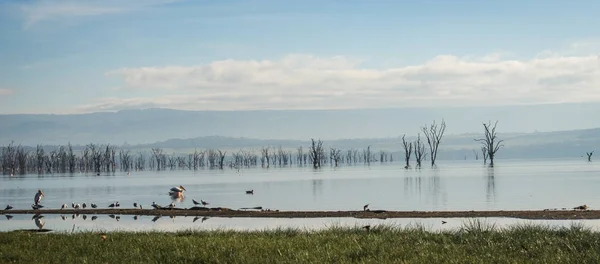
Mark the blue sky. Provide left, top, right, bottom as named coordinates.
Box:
left=0, top=0, right=599, bottom=114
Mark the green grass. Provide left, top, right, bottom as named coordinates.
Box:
left=1, top=220, right=600, bottom=263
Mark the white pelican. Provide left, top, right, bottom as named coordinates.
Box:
left=61, top=204, right=68, bottom=209
left=34, top=190, right=44, bottom=205
left=169, top=185, right=187, bottom=198
left=72, top=202, right=75, bottom=208
left=74, top=204, right=81, bottom=209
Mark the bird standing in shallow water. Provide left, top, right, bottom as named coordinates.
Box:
left=34, top=190, right=44, bottom=205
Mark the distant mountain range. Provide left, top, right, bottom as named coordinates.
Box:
left=1, top=102, right=600, bottom=147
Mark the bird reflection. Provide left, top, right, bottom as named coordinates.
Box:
left=5, top=215, right=13, bottom=220
left=115, top=216, right=120, bottom=221
left=34, top=217, right=45, bottom=229
left=151, top=216, right=161, bottom=222
left=109, top=214, right=115, bottom=219
left=82, top=215, right=87, bottom=220
left=60, top=215, right=67, bottom=221
left=193, top=216, right=209, bottom=223
left=133, top=215, right=139, bottom=220
left=91, top=216, right=98, bottom=221
left=486, top=167, right=497, bottom=202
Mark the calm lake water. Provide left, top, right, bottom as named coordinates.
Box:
left=1, top=158, right=599, bottom=232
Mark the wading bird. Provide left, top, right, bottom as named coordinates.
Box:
left=34, top=190, right=44, bottom=205
left=5, top=205, right=13, bottom=210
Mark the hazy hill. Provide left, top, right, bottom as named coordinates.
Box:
left=1, top=102, right=599, bottom=146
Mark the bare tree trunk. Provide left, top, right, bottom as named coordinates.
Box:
left=473, top=149, right=479, bottom=160
left=475, top=121, right=504, bottom=167
left=586, top=151, right=594, bottom=162
left=422, top=119, right=446, bottom=167
left=414, top=134, right=426, bottom=168
left=401, top=134, right=413, bottom=168
left=481, top=147, right=488, bottom=165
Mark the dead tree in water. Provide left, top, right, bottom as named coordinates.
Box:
left=586, top=151, right=594, bottom=162
left=401, top=134, right=413, bottom=168
left=330, top=148, right=341, bottom=167
left=481, top=147, right=488, bottom=165
left=309, top=138, right=324, bottom=169
left=151, top=148, right=164, bottom=171
left=473, top=149, right=479, bottom=160
left=422, top=119, right=446, bottom=167
left=475, top=121, right=504, bottom=167
left=414, top=134, right=426, bottom=168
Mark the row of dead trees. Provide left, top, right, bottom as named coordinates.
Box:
left=0, top=141, right=398, bottom=174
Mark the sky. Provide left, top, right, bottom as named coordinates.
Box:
left=0, top=0, right=599, bottom=114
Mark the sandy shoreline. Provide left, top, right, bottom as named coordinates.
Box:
left=0, top=207, right=598, bottom=220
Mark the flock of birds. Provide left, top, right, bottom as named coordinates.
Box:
left=3, top=185, right=256, bottom=212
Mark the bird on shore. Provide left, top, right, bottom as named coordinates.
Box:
left=31, top=204, right=44, bottom=210
left=72, top=202, right=75, bottom=208
left=82, top=203, right=87, bottom=209
left=4, top=205, right=13, bottom=210
left=91, top=203, right=97, bottom=208
left=246, top=190, right=254, bottom=194
left=151, top=202, right=161, bottom=209
left=61, top=204, right=68, bottom=209
left=34, top=189, right=44, bottom=205
left=74, top=204, right=81, bottom=209
left=200, top=200, right=209, bottom=206
left=133, top=202, right=138, bottom=208
left=109, top=202, right=116, bottom=208
left=363, top=204, right=369, bottom=211
left=192, top=199, right=200, bottom=206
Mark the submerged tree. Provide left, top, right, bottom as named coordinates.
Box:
left=481, top=146, right=488, bottom=165
left=586, top=151, right=594, bottom=162
left=475, top=121, right=504, bottom=167
left=308, top=138, right=324, bottom=169
left=422, top=119, right=446, bottom=167
left=401, top=134, right=413, bottom=168
left=414, top=134, right=426, bottom=168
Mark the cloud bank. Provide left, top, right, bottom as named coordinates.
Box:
left=0, top=89, right=13, bottom=96
left=76, top=53, right=600, bottom=113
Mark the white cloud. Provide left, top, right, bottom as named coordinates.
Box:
left=78, top=53, right=600, bottom=113
left=0, top=89, right=14, bottom=96
left=20, top=0, right=180, bottom=28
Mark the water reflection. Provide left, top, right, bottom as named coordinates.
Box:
left=486, top=167, right=496, bottom=203
left=2, top=160, right=600, bottom=212
left=4, top=214, right=600, bottom=233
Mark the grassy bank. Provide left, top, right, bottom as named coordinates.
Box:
left=1, top=221, right=600, bottom=263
